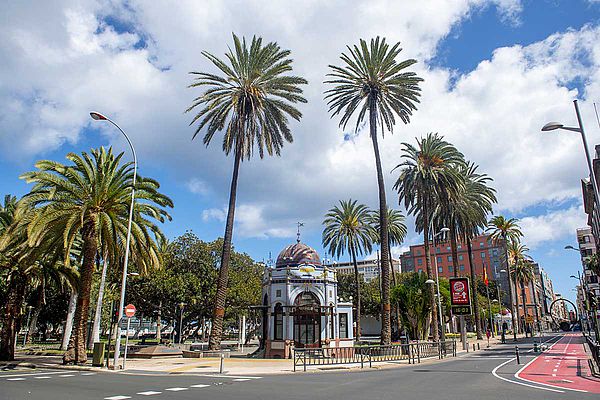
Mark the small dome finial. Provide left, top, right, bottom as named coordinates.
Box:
left=296, top=221, right=304, bottom=244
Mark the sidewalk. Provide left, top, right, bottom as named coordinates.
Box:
left=1, top=333, right=529, bottom=376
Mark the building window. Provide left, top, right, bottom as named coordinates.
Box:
left=459, top=255, right=463, bottom=261
left=438, top=267, right=443, bottom=273
left=446, top=246, right=451, bottom=251
left=276, top=289, right=282, bottom=298
left=274, top=303, right=283, bottom=340
left=416, top=249, right=421, bottom=256
left=435, top=247, right=440, bottom=253
left=339, top=313, right=348, bottom=339
left=480, top=242, right=484, bottom=247
left=448, top=266, right=453, bottom=272
left=417, top=258, right=423, bottom=265
left=481, top=252, right=486, bottom=258
left=437, top=256, right=442, bottom=263
left=460, top=265, right=465, bottom=271
left=457, top=245, right=462, bottom=250
left=447, top=255, right=452, bottom=262
left=418, top=269, right=423, bottom=273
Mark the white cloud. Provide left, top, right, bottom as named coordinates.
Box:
left=202, top=207, right=226, bottom=222
left=186, top=177, right=210, bottom=196
left=520, top=205, right=587, bottom=249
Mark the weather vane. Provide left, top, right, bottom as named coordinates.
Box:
left=296, top=221, right=304, bottom=243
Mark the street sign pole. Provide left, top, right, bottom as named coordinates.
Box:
left=123, top=317, right=131, bottom=369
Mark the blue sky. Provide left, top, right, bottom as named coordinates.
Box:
left=2, top=0, right=600, bottom=306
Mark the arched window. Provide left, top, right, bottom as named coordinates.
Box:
left=274, top=303, right=283, bottom=340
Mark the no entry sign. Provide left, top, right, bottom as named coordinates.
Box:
left=124, top=304, right=136, bottom=318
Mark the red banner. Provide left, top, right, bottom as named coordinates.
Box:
left=450, top=278, right=470, bottom=306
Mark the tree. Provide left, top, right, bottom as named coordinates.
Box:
left=510, top=245, right=534, bottom=333
left=186, top=34, right=307, bottom=350
left=486, top=216, right=523, bottom=339
left=325, top=37, right=423, bottom=344
left=369, top=208, right=407, bottom=335
left=20, top=147, right=172, bottom=363
left=391, top=272, right=433, bottom=340
left=394, top=133, right=464, bottom=341
left=322, top=199, right=374, bottom=341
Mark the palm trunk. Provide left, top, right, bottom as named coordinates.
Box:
left=512, top=272, right=521, bottom=335
left=466, top=238, right=482, bottom=339
left=369, top=99, right=391, bottom=345
left=0, top=276, right=26, bottom=361
left=89, top=257, right=108, bottom=348
left=64, top=221, right=98, bottom=364
left=27, top=283, right=45, bottom=345
left=350, top=245, right=362, bottom=341
left=61, top=289, right=77, bottom=351
left=449, top=221, right=459, bottom=277
left=503, top=236, right=518, bottom=340
left=520, top=281, right=528, bottom=336
left=531, top=281, right=540, bottom=334
left=422, top=199, right=439, bottom=341
left=209, top=146, right=242, bottom=351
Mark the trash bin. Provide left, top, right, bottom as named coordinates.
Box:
left=92, top=342, right=105, bottom=367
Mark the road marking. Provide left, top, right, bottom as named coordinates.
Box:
left=59, top=374, right=75, bottom=377
left=165, top=387, right=188, bottom=391
left=191, top=384, right=210, bottom=388
left=191, top=374, right=262, bottom=379
left=35, top=376, right=52, bottom=379
left=7, top=378, right=26, bottom=381
left=233, top=378, right=251, bottom=381
left=104, top=396, right=131, bottom=400
left=136, top=391, right=162, bottom=396
left=492, top=358, right=563, bottom=393
left=1, top=371, right=65, bottom=378
left=81, top=372, right=96, bottom=376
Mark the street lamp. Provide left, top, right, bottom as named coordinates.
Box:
left=90, top=111, right=137, bottom=370
left=543, top=101, right=600, bottom=229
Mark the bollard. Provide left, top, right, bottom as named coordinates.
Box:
left=533, top=342, right=539, bottom=353
left=219, top=352, right=224, bottom=374
left=477, top=343, right=480, bottom=350
left=515, top=346, right=520, bottom=365
left=473, top=343, right=476, bottom=352
left=360, top=352, right=364, bottom=369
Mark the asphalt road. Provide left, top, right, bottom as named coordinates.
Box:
left=1, top=333, right=597, bottom=400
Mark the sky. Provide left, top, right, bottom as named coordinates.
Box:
left=2, top=0, right=600, bottom=305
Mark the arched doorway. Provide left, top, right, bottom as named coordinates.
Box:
left=293, top=291, right=321, bottom=348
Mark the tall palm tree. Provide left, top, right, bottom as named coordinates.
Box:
left=323, top=200, right=374, bottom=341
left=454, top=163, right=496, bottom=340
left=20, top=147, right=172, bottom=364
left=394, top=133, right=464, bottom=341
left=508, top=241, right=533, bottom=334
left=369, top=208, right=407, bottom=335
left=325, top=37, right=423, bottom=344
left=487, top=216, right=523, bottom=340
left=186, top=34, right=307, bottom=350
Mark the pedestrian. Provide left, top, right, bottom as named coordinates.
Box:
left=501, top=321, right=508, bottom=344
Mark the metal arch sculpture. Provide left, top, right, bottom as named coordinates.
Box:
left=549, top=298, right=579, bottom=331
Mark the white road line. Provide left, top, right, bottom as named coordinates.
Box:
left=81, top=372, right=96, bottom=376
left=191, top=374, right=262, bottom=379
left=136, top=391, right=162, bottom=396
left=104, top=396, right=131, bottom=400
left=34, top=376, right=52, bottom=379
left=191, top=384, right=210, bottom=388
left=7, top=378, right=26, bottom=381
left=492, top=358, right=563, bottom=393
left=165, top=387, right=188, bottom=392
left=1, top=371, right=65, bottom=378
left=233, top=378, right=251, bottom=381
left=59, top=374, right=75, bottom=377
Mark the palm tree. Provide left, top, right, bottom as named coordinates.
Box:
left=323, top=200, right=374, bottom=341
left=391, top=272, right=433, bottom=340
left=508, top=241, right=532, bottom=334
left=487, top=216, right=523, bottom=340
left=394, top=133, right=464, bottom=341
left=20, top=147, right=172, bottom=363
left=325, top=37, right=423, bottom=344
left=454, top=163, right=496, bottom=340
left=186, top=34, right=307, bottom=350
left=369, top=208, right=407, bottom=335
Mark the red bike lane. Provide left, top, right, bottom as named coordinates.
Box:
left=516, top=333, right=600, bottom=393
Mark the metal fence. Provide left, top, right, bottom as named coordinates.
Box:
left=584, top=334, right=599, bottom=374
left=293, top=341, right=456, bottom=372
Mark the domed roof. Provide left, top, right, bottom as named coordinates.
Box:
left=276, top=242, right=322, bottom=268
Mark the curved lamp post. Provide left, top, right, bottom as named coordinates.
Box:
left=427, top=227, right=450, bottom=342
left=90, top=111, right=137, bottom=370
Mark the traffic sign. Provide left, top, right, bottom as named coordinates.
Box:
left=450, top=277, right=471, bottom=306
left=124, top=304, right=136, bottom=318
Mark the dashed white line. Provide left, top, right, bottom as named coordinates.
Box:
left=2, top=371, right=64, bottom=378
left=136, top=391, right=162, bottom=396
left=81, top=372, right=96, bottom=376
left=104, top=396, right=131, bottom=400
left=233, top=378, right=251, bottom=381
left=191, top=384, right=210, bottom=388
left=35, top=376, right=52, bottom=379
left=165, top=387, right=188, bottom=392
left=59, top=374, right=75, bottom=377
left=7, top=378, right=26, bottom=381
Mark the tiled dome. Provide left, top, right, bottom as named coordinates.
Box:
left=276, top=243, right=322, bottom=268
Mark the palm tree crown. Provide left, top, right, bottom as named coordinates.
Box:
left=486, top=216, right=523, bottom=244
left=322, top=199, right=374, bottom=258
left=187, top=33, right=307, bottom=159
